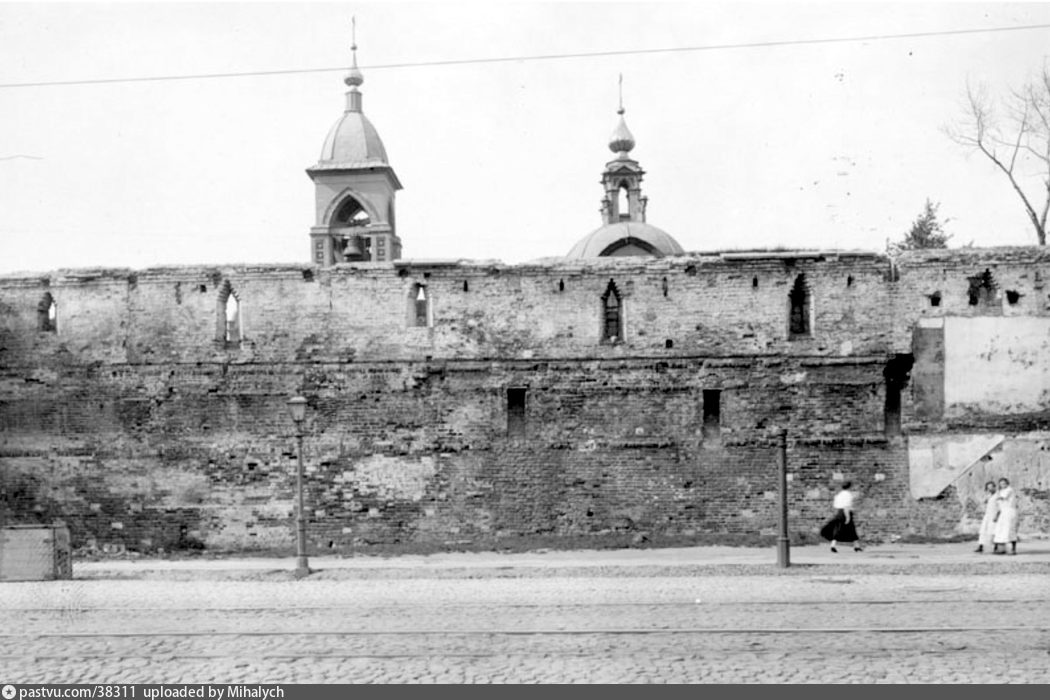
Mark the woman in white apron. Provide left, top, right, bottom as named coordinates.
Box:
left=992, top=477, right=1019, bottom=555
left=975, top=480, right=998, bottom=553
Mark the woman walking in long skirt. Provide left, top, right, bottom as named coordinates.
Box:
left=820, top=481, right=863, bottom=553
left=993, top=477, right=1020, bottom=555
left=975, top=480, right=999, bottom=553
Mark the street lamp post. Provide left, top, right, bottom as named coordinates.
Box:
left=287, top=396, right=310, bottom=579
left=776, top=428, right=791, bottom=569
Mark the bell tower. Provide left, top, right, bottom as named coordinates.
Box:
left=599, top=75, right=647, bottom=226
left=306, top=20, right=402, bottom=265
left=565, top=76, right=684, bottom=259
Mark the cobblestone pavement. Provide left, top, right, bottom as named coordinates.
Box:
left=2, top=546, right=1050, bottom=683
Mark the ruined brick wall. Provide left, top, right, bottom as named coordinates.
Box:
left=0, top=356, right=902, bottom=551
left=893, top=248, right=1050, bottom=539
left=1, top=247, right=1048, bottom=553
left=0, top=253, right=897, bottom=365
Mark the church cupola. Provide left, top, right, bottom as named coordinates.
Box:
left=567, top=79, right=685, bottom=259
left=306, top=20, right=402, bottom=265
left=600, top=102, right=647, bottom=226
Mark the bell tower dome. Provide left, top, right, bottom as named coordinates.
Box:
left=306, top=19, right=402, bottom=265
left=567, top=78, right=684, bottom=259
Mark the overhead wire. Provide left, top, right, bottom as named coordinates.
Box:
left=1, top=22, right=1049, bottom=89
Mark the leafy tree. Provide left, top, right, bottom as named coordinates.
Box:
left=945, top=64, right=1050, bottom=245
left=899, top=199, right=952, bottom=249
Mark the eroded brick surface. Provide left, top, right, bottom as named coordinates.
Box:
left=1, top=248, right=1048, bottom=553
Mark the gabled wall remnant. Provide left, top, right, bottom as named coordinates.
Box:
left=908, top=433, right=1005, bottom=498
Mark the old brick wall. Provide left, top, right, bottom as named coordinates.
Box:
left=1, top=247, right=1048, bottom=552
left=0, top=253, right=897, bottom=365
left=893, top=248, right=1050, bottom=539
left=892, top=247, right=1050, bottom=354
left=0, top=355, right=901, bottom=551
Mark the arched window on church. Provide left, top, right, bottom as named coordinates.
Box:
left=617, top=181, right=630, bottom=221
left=601, top=280, right=623, bottom=343
left=410, top=283, right=430, bottom=327
left=788, top=274, right=811, bottom=338
left=38, top=292, right=57, bottom=333
left=217, top=281, right=241, bottom=346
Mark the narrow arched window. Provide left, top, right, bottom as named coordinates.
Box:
left=225, top=294, right=240, bottom=343
left=788, top=274, right=810, bottom=338
left=38, top=292, right=57, bottom=333
left=217, top=281, right=241, bottom=345
left=410, top=283, right=430, bottom=327
left=601, top=280, right=623, bottom=343
left=616, top=182, right=630, bottom=221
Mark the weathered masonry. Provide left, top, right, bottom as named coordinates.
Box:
left=1, top=247, right=1048, bottom=553
left=3, top=35, right=1049, bottom=554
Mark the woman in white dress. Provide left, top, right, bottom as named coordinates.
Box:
left=975, top=480, right=999, bottom=553
left=820, top=482, right=863, bottom=553
left=992, top=477, right=1019, bottom=555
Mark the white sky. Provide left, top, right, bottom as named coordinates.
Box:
left=2, top=1, right=1050, bottom=274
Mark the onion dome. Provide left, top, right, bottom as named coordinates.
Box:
left=608, top=108, right=636, bottom=156
left=345, top=54, right=364, bottom=88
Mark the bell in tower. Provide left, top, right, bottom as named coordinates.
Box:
left=339, top=234, right=368, bottom=261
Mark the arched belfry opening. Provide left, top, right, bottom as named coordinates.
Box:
left=306, top=25, right=402, bottom=266
left=601, top=280, right=623, bottom=343
left=217, top=281, right=242, bottom=345
left=616, top=181, right=631, bottom=222
left=329, top=195, right=373, bottom=262
left=334, top=196, right=371, bottom=228
left=788, top=274, right=811, bottom=338
left=38, top=292, right=57, bottom=333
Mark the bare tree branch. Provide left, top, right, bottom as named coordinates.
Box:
left=948, top=71, right=1050, bottom=244
left=1040, top=182, right=1050, bottom=232
left=1008, top=107, right=1027, bottom=173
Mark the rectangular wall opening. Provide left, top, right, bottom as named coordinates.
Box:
left=885, top=382, right=902, bottom=437
left=883, top=353, right=913, bottom=437
left=507, top=387, right=527, bottom=439
left=702, top=389, right=721, bottom=441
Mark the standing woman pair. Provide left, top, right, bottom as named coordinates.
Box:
left=976, top=478, right=1019, bottom=554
